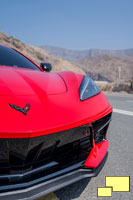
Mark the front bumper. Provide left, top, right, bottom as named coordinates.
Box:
left=0, top=112, right=111, bottom=200
left=0, top=152, right=108, bottom=200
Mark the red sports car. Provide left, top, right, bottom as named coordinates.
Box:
left=0, top=44, right=112, bottom=200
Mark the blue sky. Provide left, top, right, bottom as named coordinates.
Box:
left=0, top=0, right=133, bottom=50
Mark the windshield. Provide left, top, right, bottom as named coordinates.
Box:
left=0, top=45, right=40, bottom=70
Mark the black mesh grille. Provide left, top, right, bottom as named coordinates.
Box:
left=92, top=113, right=112, bottom=144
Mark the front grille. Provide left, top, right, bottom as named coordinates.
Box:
left=92, top=113, right=112, bottom=144
left=0, top=125, right=92, bottom=188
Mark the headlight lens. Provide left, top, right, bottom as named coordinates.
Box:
left=79, top=76, right=100, bottom=101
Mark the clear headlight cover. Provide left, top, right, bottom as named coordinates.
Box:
left=79, top=76, right=100, bottom=101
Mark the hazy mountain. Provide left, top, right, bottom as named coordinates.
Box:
left=40, top=45, right=133, bottom=82
left=77, top=54, right=133, bottom=82
left=40, top=45, right=133, bottom=62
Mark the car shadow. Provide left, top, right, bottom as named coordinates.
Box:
left=55, top=178, right=91, bottom=200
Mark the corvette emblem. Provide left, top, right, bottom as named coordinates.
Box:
left=9, top=104, right=31, bottom=115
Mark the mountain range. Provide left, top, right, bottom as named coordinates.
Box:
left=0, top=31, right=133, bottom=82
left=40, top=45, right=133, bottom=62
left=41, top=45, right=133, bottom=82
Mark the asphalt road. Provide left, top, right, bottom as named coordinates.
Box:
left=55, top=93, right=133, bottom=200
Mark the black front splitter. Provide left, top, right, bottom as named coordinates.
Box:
left=0, top=152, right=108, bottom=200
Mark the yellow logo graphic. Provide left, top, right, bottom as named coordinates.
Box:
left=97, top=176, right=130, bottom=197
left=98, top=187, right=112, bottom=197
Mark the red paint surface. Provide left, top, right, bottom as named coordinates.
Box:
left=84, top=139, right=109, bottom=168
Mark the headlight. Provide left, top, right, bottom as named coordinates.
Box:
left=79, top=76, right=100, bottom=101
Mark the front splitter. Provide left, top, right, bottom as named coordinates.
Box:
left=0, top=152, right=108, bottom=200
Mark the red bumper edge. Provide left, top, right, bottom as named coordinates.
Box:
left=84, top=139, right=109, bottom=168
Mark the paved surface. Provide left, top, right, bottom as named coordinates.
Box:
left=55, top=93, right=133, bottom=200
left=37, top=193, right=58, bottom=200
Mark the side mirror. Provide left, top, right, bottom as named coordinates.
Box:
left=40, top=62, right=52, bottom=72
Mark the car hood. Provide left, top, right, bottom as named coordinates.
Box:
left=0, top=68, right=112, bottom=138
left=0, top=66, right=67, bottom=96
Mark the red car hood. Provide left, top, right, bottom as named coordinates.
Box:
left=0, top=67, right=112, bottom=138
left=0, top=66, right=67, bottom=95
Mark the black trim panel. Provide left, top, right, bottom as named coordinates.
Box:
left=0, top=125, right=91, bottom=176
left=0, top=153, right=108, bottom=200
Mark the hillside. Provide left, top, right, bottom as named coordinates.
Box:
left=77, top=54, right=133, bottom=82
left=0, top=31, right=84, bottom=74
